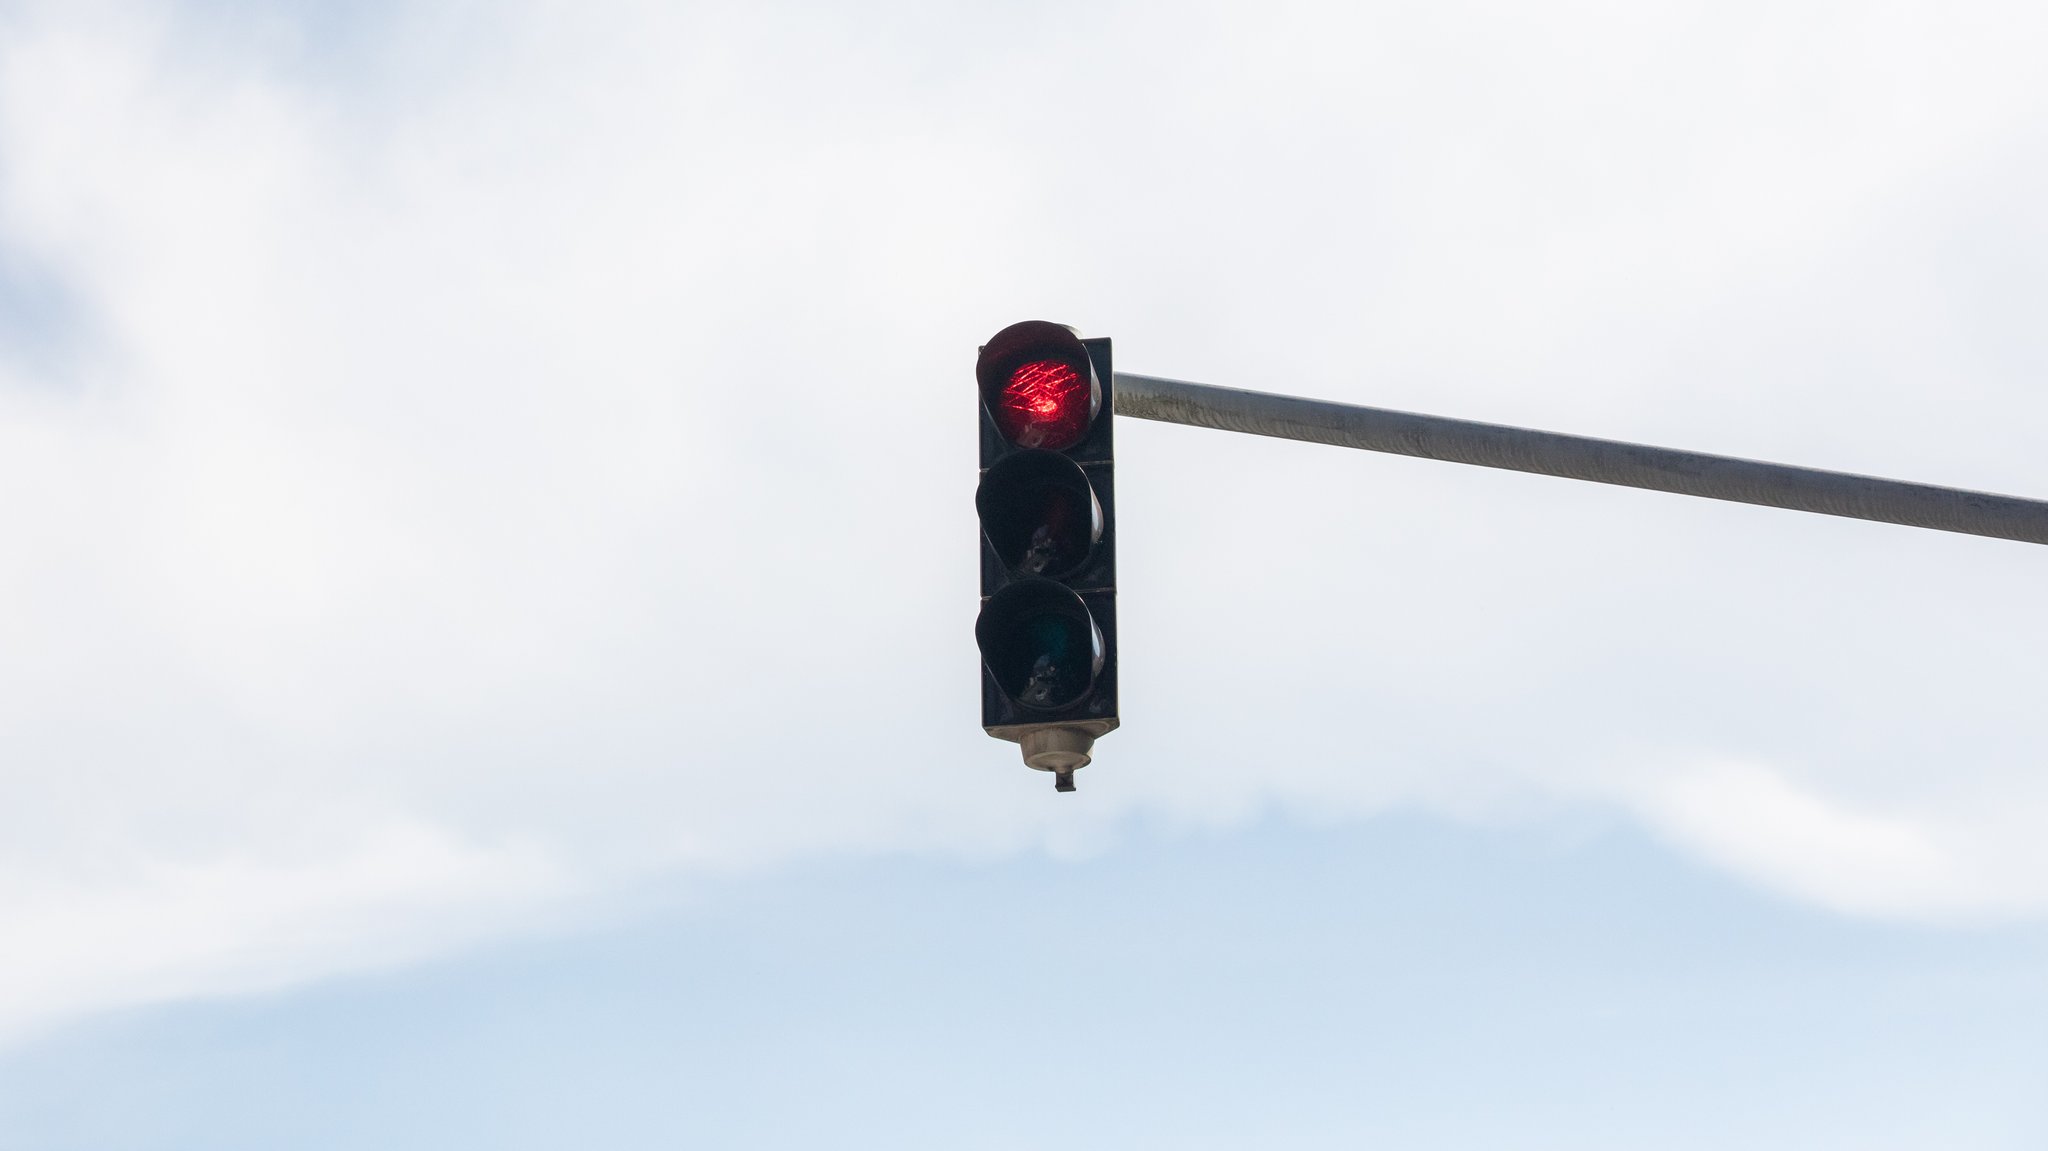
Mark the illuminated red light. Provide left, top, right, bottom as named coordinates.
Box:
left=994, top=358, right=1093, bottom=450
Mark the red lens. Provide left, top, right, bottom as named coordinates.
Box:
left=993, top=358, right=1093, bottom=450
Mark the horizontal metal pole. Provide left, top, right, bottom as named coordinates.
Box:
left=1114, top=372, right=2048, bottom=547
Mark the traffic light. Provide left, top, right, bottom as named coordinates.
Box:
left=975, top=321, right=1118, bottom=791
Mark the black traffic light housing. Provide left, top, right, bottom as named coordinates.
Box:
left=975, top=321, right=1118, bottom=791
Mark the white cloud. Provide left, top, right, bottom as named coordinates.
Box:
left=3, top=0, right=2047, bottom=1042
left=1627, top=757, right=2046, bottom=920
left=0, top=817, right=567, bottom=1044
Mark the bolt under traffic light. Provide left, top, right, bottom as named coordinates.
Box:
left=975, top=321, right=1119, bottom=791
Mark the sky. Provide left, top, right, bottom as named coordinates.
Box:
left=1, top=0, right=2046, bottom=1145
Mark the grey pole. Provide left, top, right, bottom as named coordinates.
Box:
left=1114, top=372, right=2048, bottom=547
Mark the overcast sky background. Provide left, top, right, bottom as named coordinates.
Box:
left=2, top=0, right=2046, bottom=1145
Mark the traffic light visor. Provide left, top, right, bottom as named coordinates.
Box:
left=976, top=450, right=1103, bottom=579
left=977, top=321, right=1100, bottom=451
left=975, top=578, right=1105, bottom=711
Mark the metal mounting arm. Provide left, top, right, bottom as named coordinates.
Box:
left=1114, top=372, right=2048, bottom=547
